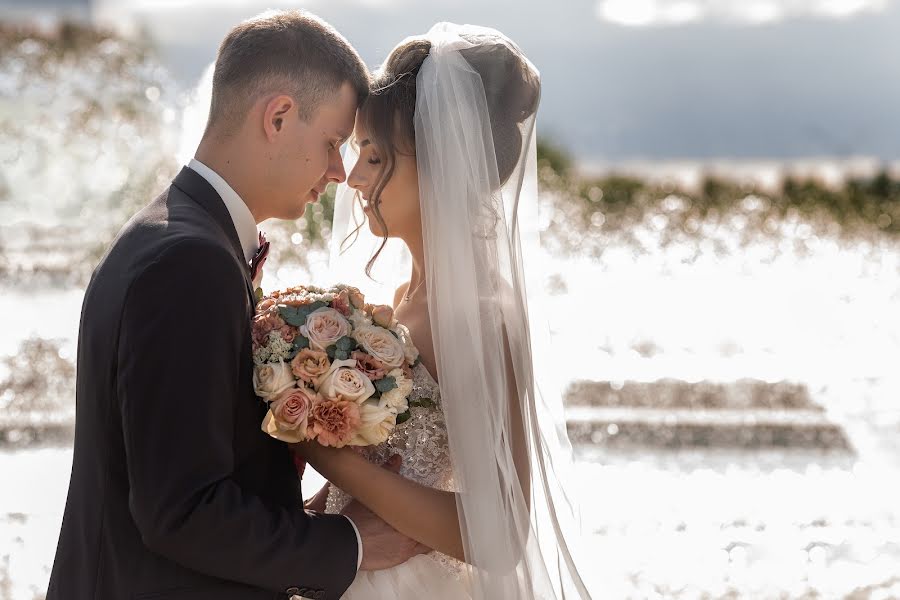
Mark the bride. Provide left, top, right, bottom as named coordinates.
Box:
left=297, top=23, right=593, bottom=599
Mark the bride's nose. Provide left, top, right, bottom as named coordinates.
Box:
left=347, top=162, right=365, bottom=191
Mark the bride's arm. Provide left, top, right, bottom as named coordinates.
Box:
left=298, top=443, right=465, bottom=560
left=303, top=482, right=331, bottom=513
left=298, top=326, right=529, bottom=563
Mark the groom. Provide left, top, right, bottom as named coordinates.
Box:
left=47, top=10, right=424, bottom=600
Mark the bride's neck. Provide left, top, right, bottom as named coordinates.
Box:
left=400, top=231, right=426, bottom=293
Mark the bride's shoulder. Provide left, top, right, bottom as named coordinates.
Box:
left=392, top=282, right=410, bottom=308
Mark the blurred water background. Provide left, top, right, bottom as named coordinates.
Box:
left=3, top=1, right=900, bottom=599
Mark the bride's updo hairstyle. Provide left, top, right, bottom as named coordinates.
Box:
left=356, top=33, right=540, bottom=274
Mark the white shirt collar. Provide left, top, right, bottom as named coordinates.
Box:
left=188, top=158, right=259, bottom=263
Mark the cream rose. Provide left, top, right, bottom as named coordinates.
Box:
left=252, top=361, right=295, bottom=400
left=380, top=368, right=413, bottom=412
left=317, top=358, right=376, bottom=404
left=299, top=307, right=351, bottom=351
left=393, top=323, right=420, bottom=365
left=349, top=401, right=397, bottom=446
left=352, top=325, right=405, bottom=368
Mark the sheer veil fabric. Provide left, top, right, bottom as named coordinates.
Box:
left=330, top=23, right=593, bottom=599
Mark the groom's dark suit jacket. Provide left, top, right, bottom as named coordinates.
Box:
left=47, top=168, right=357, bottom=600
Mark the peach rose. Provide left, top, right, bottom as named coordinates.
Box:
left=352, top=325, right=405, bottom=368
left=371, top=304, right=395, bottom=329
left=307, top=396, right=361, bottom=448
left=290, top=349, right=330, bottom=384
left=253, top=361, right=295, bottom=400
left=347, top=287, right=366, bottom=310
left=332, top=290, right=352, bottom=317
left=261, top=386, right=315, bottom=443
left=299, top=307, right=351, bottom=352
left=317, top=358, right=376, bottom=403
left=352, top=350, right=387, bottom=381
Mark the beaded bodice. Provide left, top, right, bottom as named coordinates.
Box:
left=325, top=363, right=455, bottom=512
left=325, top=363, right=463, bottom=577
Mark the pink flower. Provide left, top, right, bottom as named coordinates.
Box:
left=352, top=350, right=387, bottom=381
left=307, top=396, right=361, bottom=448
left=252, top=310, right=286, bottom=347
left=347, top=287, right=366, bottom=310
left=291, top=349, right=331, bottom=384
left=271, top=386, right=314, bottom=430
left=277, top=324, right=297, bottom=343
left=332, top=290, right=352, bottom=317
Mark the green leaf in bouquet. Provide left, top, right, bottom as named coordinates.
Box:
left=278, top=301, right=328, bottom=326
left=334, top=349, right=350, bottom=361
left=396, top=410, right=411, bottom=424
left=285, top=335, right=310, bottom=361
left=375, top=376, right=398, bottom=394
left=326, top=344, right=337, bottom=360
left=254, top=287, right=264, bottom=303
left=336, top=336, right=357, bottom=353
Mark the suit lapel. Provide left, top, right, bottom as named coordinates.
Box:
left=172, top=167, right=257, bottom=305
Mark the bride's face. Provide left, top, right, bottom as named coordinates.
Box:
left=347, top=119, right=420, bottom=240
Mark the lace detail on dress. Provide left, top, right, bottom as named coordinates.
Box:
left=325, top=363, right=464, bottom=579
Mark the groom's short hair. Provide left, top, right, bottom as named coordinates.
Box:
left=207, top=10, right=369, bottom=135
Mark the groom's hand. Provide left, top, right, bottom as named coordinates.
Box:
left=341, top=455, right=431, bottom=571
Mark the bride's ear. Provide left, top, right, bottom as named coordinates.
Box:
left=262, top=94, right=295, bottom=140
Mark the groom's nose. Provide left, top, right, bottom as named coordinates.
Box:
left=326, top=149, right=346, bottom=184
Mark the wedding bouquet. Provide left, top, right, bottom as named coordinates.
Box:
left=251, top=284, right=420, bottom=448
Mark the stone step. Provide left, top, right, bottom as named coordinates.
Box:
left=566, top=407, right=852, bottom=451
left=565, top=379, right=819, bottom=411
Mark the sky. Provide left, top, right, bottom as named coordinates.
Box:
left=5, top=0, right=900, bottom=162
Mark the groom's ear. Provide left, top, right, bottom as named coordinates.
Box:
left=262, top=94, right=295, bottom=140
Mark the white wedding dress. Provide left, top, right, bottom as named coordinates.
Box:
left=324, top=363, right=472, bottom=599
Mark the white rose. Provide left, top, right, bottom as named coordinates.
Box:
left=349, top=401, right=397, bottom=446
left=252, top=361, right=295, bottom=400
left=317, top=358, right=376, bottom=404
left=393, top=323, right=420, bottom=365
left=299, top=307, right=351, bottom=351
left=380, top=368, right=413, bottom=412
left=352, top=325, right=405, bottom=368
left=349, top=308, right=372, bottom=330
